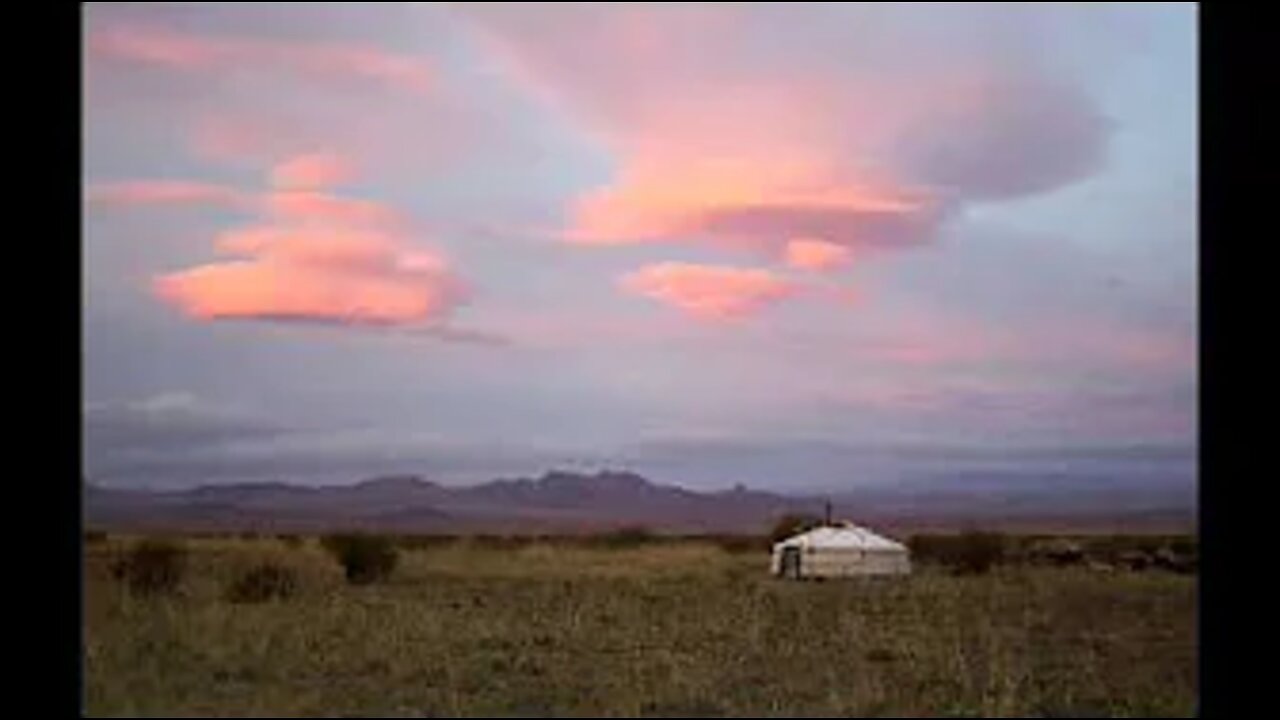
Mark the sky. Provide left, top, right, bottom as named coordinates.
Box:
left=83, top=3, right=1197, bottom=494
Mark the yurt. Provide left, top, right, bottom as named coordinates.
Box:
left=771, top=522, right=911, bottom=578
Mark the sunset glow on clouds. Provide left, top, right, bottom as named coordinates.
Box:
left=619, top=263, right=795, bottom=321
left=84, top=3, right=1196, bottom=490
left=461, top=4, right=1106, bottom=263
left=785, top=238, right=853, bottom=272
left=86, top=180, right=250, bottom=209
left=133, top=154, right=465, bottom=326
left=270, top=152, right=357, bottom=191
left=90, top=23, right=432, bottom=94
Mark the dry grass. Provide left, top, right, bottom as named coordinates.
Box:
left=84, top=535, right=1196, bottom=717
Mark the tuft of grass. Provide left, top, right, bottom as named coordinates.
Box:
left=225, top=562, right=298, bottom=604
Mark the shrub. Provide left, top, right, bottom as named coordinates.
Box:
left=907, top=534, right=958, bottom=565
left=709, top=534, right=769, bottom=554
left=591, top=526, right=657, bottom=549
left=908, top=531, right=1007, bottom=575
left=113, top=538, right=186, bottom=595
left=769, top=514, right=822, bottom=545
left=395, top=534, right=459, bottom=551
left=85, top=530, right=108, bottom=545
left=1117, top=550, right=1152, bottom=571
left=226, top=562, right=298, bottom=603
left=1169, top=536, right=1197, bottom=558
left=950, top=531, right=1006, bottom=575
left=1027, top=538, right=1086, bottom=567
left=321, top=534, right=398, bottom=584
left=276, top=534, right=304, bottom=549
left=469, top=535, right=535, bottom=551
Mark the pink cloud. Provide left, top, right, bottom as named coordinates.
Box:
left=90, top=24, right=431, bottom=94
left=567, top=155, right=939, bottom=250
left=154, top=259, right=460, bottom=326
left=784, top=238, right=853, bottom=272
left=270, top=153, right=355, bottom=191
left=460, top=5, right=1108, bottom=263
left=262, top=190, right=404, bottom=230
left=89, top=18, right=498, bottom=192
left=619, top=262, right=795, bottom=321
left=190, top=114, right=304, bottom=167
left=147, top=157, right=464, bottom=328
left=213, top=224, right=404, bottom=271
left=86, top=180, right=248, bottom=209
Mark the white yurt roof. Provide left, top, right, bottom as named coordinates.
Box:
left=774, top=523, right=907, bottom=552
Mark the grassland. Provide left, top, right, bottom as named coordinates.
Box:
left=83, top=534, right=1196, bottom=717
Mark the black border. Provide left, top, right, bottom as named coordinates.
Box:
left=1200, top=4, right=1254, bottom=717
left=63, top=3, right=84, bottom=716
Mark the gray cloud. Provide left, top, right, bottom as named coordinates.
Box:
left=897, top=75, right=1111, bottom=202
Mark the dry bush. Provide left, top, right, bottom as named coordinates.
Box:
left=469, top=534, right=537, bottom=551
left=909, top=531, right=1007, bottom=575
left=225, top=562, right=299, bottom=603
left=588, top=526, right=659, bottom=549
left=112, top=538, right=186, bottom=596
left=321, top=534, right=399, bottom=584
left=707, top=534, right=768, bottom=554
left=392, top=534, right=459, bottom=551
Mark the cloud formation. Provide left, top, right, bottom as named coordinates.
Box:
left=86, top=180, right=249, bottom=209
left=784, top=238, right=853, bottom=272
left=459, top=3, right=1112, bottom=312
left=90, top=24, right=432, bottom=94
left=270, top=152, right=356, bottom=191
left=894, top=72, right=1109, bottom=202
left=152, top=154, right=466, bottom=327
left=619, top=262, right=794, bottom=321
left=82, top=4, right=1197, bottom=492
left=85, top=10, right=484, bottom=186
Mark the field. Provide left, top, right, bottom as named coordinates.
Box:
left=83, top=534, right=1197, bottom=717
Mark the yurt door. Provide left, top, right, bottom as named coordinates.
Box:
left=781, top=546, right=801, bottom=579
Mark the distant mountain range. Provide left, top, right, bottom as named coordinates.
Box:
left=84, top=469, right=1196, bottom=535
left=84, top=470, right=809, bottom=534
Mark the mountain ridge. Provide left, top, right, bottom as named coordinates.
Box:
left=84, top=469, right=806, bottom=534
left=84, top=469, right=1196, bottom=535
